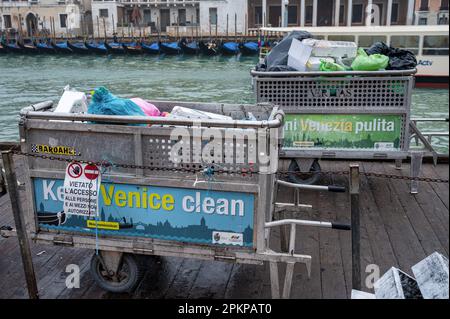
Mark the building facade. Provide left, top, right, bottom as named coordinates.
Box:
left=414, top=0, right=448, bottom=25
left=0, top=0, right=92, bottom=37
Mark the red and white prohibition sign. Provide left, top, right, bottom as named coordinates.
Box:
left=84, top=164, right=100, bottom=180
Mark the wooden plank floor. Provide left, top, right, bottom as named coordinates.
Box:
left=0, top=156, right=448, bottom=299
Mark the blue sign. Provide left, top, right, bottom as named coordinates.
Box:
left=33, top=178, right=255, bottom=247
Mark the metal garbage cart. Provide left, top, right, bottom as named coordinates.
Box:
left=251, top=69, right=418, bottom=186
left=2, top=99, right=350, bottom=298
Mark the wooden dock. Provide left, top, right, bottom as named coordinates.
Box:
left=0, top=156, right=448, bottom=299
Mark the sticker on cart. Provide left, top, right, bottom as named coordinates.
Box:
left=31, top=143, right=79, bottom=156
left=374, top=142, right=395, bottom=151
left=212, top=231, right=244, bottom=246
left=63, top=162, right=101, bottom=217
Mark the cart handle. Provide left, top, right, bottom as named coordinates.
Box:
left=251, top=68, right=417, bottom=77
left=265, top=219, right=350, bottom=230
left=276, top=179, right=346, bottom=192
left=21, top=110, right=285, bottom=129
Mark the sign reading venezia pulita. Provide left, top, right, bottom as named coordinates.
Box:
left=287, top=117, right=396, bottom=134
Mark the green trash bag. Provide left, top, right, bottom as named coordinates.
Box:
left=319, top=59, right=346, bottom=72
left=351, top=48, right=389, bottom=71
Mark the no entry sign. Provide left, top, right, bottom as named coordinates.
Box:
left=84, top=164, right=100, bottom=180
left=63, top=162, right=101, bottom=216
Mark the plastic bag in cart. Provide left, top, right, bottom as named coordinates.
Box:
left=257, top=30, right=313, bottom=71
left=88, top=87, right=146, bottom=125
left=366, top=42, right=417, bottom=70
left=351, top=48, right=389, bottom=71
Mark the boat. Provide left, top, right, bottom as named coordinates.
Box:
left=85, top=41, right=109, bottom=55
left=105, top=42, right=126, bottom=54
left=36, top=41, right=56, bottom=54
left=52, top=41, right=73, bottom=54
left=160, top=41, right=182, bottom=55
left=18, top=41, right=39, bottom=54
left=180, top=39, right=200, bottom=55
left=240, top=41, right=260, bottom=55
left=67, top=41, right=90, bottom=54
left=122, top=42, right=143, bottom=55
left=0, top=42, right=6, bottom=54
left=141, top=42, right=160, bottom=54
left=221, top=41, right=240, bottom=55
left=4, top=42, right=23, bottom=54
left=257, top=25, right=449, bottom=88
left=199, top=40, right=220, bottom=56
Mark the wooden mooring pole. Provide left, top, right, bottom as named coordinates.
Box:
left=349, top=163, right=361, bottom=291
left=1, top=151, right=39, bottom=299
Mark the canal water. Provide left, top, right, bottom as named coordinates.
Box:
left=0, top=55, right=448, bottom=151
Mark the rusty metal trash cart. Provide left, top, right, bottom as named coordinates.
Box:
left=1, top=99, right=350, bottom=298
left=251, top=69, right=423, bottom=192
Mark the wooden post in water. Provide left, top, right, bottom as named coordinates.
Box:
left=349, top=163, right=361, bottom=291
left=102, top=18, right=107, bottom=41
left=1, top=151, right=39, bottom=299
left=96, top=16, right=100, bottom=42
left=112, top=14, right=115, bottom=38
left=226, top=14, right=229, bottom=41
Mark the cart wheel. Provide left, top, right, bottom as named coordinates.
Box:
left=287, top=159, right=321, bottom=185
left=90, top=253, right=145, bottom=293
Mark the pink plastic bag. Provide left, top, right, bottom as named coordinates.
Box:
left=130, top=98, right=161, bottom=117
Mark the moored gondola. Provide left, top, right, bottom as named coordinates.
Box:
left=180, top=39, right=199, bottom=55
left=85, top=41, right=109, bottom=55
left=67, top=41, right=90, bottom=54
left=240, top=41, right=259, bottom=55
left=4, top=42, right=23, bottom=54
left=0, top=42, right=8, bottom=54
left=199, top=40, right=220, bottom=56
left=105, top=42, right=126, bottom=54
left=36, top=41, right=56, bottom=54
left=160, top=41, right=181, bottom=55
left=122, top=42, right=142, bottom=55
left=18, top=41, right=39, bottom=54
left=52, top=41, right=73, bottom=54
left=141, top=42, right=160, bottom=54
left=221, top=41, right=240, bottom=55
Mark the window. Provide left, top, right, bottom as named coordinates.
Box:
left=423, top=35, right=449, bottom=55
left=143, top=9, right=151, bottom=26
left=441, top=0, right=449, bottom=10
left=178, top=9, right=186, bottom=25
left=352, top=4, right=363, bottom=23
left=420, top=0, right=429, bottom=11
left=305, top=5, right=313, bottom=24
left=328, top=35, right=355, bottom=42
left=288, top=6, right=297, bottom=25
left=358, top=35, right=387, bottom=48
left=255, top=6, right=262, bottom=25
left=3, top=15, right=11, bottom=28
left=196, top=8, right=200, bottom=24
left=99, top=9, right=109, bottom=18
left=438, top=15, right=448, bottom=25
left=418, top=17, right=428, bottom=25
left=209, top=8, right=217, bottom=25
left=59, top=14, right=67, bottom=28
left=390, top=35, right=419, bottom=54
left=339, top=5, right=345, bottom=24
left=391, top=3, right=399, bottom=23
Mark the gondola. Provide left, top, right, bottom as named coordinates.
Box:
left=240, top=41, right=259, bottom=55
left=36, top=41, right=56, bottom=54
left=141, top=42, right=160, bottom=54
left=160, top=41, right=181, bottom=55
left=4, top=42, right=23, bottom=54
left=180, top=39, right=199, bottom=55
left=52, top=41, right=73, bottom=54
left=85, top=41, right=109, bottom=55
left=199, top=40, right=220, bottom=56
left=122, top=42, right=142, bottom=55
left=221, top=42, right=240, bottom=55
left=67, top=41, right=90, bottom=54
left=18, top=41, right=39, bottom=54
left=0, top=42, right=8, bottom=54
left=105, top=42, right=126, bottom=54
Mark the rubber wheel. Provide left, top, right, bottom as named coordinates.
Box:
left=90, top=253, right=145, bottom=293
left=287, top=159, right=321, bottom=185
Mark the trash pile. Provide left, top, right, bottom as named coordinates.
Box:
left=256, top=31, right=417, bottom=72
left=352, top=252, right=449, bottom=299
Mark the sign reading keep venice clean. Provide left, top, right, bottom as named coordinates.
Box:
left=34, top=175, right=254, bottom=247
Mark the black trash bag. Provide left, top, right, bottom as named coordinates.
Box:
left=366, top=42, right=417, bottom=70
left=263, top=31, right=313, bottom=71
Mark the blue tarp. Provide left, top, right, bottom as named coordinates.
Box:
left=222, top=42, right=239, bottom=53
